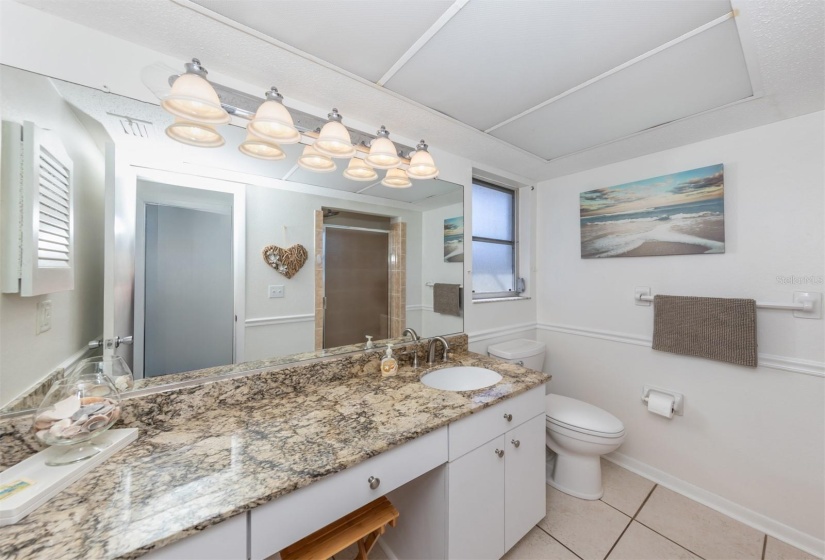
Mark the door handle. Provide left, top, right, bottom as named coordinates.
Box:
left=105, top=336, right=134, bottom=349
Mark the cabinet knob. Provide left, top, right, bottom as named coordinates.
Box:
left=368, top=476, right=381, bottom=490
left=516, top=360, right=524, bottom=366
left=503, top=413, right=513, bottom=422
left=494, top=448, right=504, bottom=458
left=511, top=439, right=520, bottom=448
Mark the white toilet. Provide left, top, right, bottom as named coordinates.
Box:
left=487, top=339, right=626, bottom=500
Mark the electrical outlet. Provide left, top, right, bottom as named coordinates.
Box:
left=37, top=300, right=52, bottom=334
left=268, top=285, right=285, bottom=299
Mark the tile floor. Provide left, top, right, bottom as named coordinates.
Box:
left=502, top=458, right=820, bottom=560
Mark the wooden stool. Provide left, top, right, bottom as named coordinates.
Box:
left=279, top=496, right=399, bottom=560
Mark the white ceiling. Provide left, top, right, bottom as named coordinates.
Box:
left=11, top=0, right=825, bottom=182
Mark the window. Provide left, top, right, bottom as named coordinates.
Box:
left=471, top=179, right=521, bottom=299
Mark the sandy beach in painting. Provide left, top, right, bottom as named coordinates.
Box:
left=580, top=165, right=725, bottom=259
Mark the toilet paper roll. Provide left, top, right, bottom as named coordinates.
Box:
left=647, top=390, right=675, bottom=419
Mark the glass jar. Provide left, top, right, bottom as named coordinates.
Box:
left=32, top=372, right=122, bottom=466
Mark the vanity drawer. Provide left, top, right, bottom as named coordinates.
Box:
left=448, top=386, right=545, bottom=461
left=249, top=426, right=447, bottom=560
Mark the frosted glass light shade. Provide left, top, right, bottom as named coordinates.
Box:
left=381, top=168, right=412, bottom=188
left=248, top=100, right=301, bottom=144
left=314, top=120, right=355, bottom=158
left=165, top=118, right=225, bottom=148
left=297, top=145, right=336, bottom=173
left=162, top=73, right=230, bottom=125
left=407, top=146, right=439, bottom=180
left=366, top=136, right=400, bottom=169
left=239, top=132, right=285, bottom=160
left=343, top=158, right=378, bottom=181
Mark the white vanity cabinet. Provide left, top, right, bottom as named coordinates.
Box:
left=446, top=386, right=546, bottom=559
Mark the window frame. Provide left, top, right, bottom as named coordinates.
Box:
left=471, top=178, right=521, bottom=300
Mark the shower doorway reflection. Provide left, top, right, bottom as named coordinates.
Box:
left=323, top=225, right=390, bottom=348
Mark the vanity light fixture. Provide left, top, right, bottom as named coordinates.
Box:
left=407, top=140, right=439, bottom=180
left=248, top=87, right=302, bottom=144
left=313, top=109, right=356, bottom=158
left=153, top=59, right=441, bottom=182
left=343, top=158, right=378, bottom=181
left=161, top=59, right=230, bottom=125
left=238, top=132, right=285, bottom=160
left=381, top=168, right=412, bottom=188
left=365, top=126, right=401, bottom=169
left=165, top=118, right=225, bottom=148
left=297, top=145, right=336, bottom=173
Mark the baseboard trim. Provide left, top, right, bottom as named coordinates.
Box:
left=604, top=452, right=825, bottom=558
left=245, top=314, right=314, bottom=328
left=467, top=322, right=536, bottom=344
left=537, top=322, right=825, bottom=378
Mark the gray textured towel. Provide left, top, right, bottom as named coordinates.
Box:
left=652, top=295, right=757, bottom=367
left=433, top=283, right=461, bottom=316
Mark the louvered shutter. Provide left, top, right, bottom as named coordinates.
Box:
left=2, top=121, right=75, bottom=296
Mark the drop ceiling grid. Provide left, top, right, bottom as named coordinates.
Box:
left=190, top=0, right=454, bottom=83
left=491, top=19, right=753, bottom=160
left=382, top=0, right=734, bottom=132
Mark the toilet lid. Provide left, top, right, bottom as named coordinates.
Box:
left=546, top=394, right=625, bottom=437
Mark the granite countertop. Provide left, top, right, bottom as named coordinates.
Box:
left=0, top=349, right=549, bottom=560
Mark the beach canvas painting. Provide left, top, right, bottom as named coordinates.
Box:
left=580, top=164, right=725, bottom=258
left=444, top=217, right=464, bottom=262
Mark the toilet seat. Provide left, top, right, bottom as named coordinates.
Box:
left=546, top=394, right=625, bottom=438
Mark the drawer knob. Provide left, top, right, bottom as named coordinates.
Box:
left=495, top=448, right=504, bottom=458
left=503, top=413, right=513, bottom=422
left=368, top=476, right=381, bottom=490
left=511, top=439, right=520, bottom=448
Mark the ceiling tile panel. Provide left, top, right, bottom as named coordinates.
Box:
left=385, top=0, right=732, bottom=130
left=191, top=0, right=454, bottom=82
left=490, top=19, right=753, bottom=160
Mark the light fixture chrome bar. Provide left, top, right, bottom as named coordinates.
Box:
left=168, top=73, right=417, bottom=158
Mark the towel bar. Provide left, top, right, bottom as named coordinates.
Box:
left=633, top=288, right=821, bottom=319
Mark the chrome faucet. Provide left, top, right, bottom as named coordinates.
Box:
left=427, top=336, right=450, bottom=366
left=402, top=327, right=420, bottom=368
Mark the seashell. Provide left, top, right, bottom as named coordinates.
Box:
left=60, top=424, right=85, bottom=438
left=110, top=407, right=121, bottom=423
left=80, top=396, right=105, bottom=406
left=33, top=417, right=54, bottom=431
left=35, top=429, right=50, bottom=442
left=49, top=418, right=72, bottom=437
left=82, top=414, right=110, bottom=432
left=38, top=395, right=81, bottom=421
left=114, top=376, right=133, bottom=392
left=74, top=403, right=105, bottom=419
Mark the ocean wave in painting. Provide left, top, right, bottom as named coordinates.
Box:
left=581, top=199, right=725, bottom=258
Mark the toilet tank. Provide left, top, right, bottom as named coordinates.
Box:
left=487, top=339, right=546, bottom=371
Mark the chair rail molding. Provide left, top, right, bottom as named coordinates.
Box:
left=534, top=322, right=824, bottom=378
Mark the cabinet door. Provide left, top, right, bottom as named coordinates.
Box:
left=142, top=512, right=247, bottom=560
left=504, top=414, right=547, bottom=552
left=448, top=435, right=505, bottom=560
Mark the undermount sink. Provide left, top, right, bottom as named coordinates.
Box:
left=420, top=367, right=503, bottom=392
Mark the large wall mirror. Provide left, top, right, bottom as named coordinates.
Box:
left=0, top=64, right=464, bottom=413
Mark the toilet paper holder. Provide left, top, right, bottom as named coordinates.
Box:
left=641, top=385, right=684, bottom=416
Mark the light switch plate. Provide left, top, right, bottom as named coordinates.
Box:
left=36, top=300, right=52, bottom=334
left=268, top=285, right=284, bottom=299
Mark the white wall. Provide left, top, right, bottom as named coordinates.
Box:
left=536, top=112, right=825, bottom=552
left=420, top=202, right=464, bottom=336
left=0, top=67, right=104, bottom=406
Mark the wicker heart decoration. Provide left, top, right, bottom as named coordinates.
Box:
left=262, top=244, right=308, bottom=279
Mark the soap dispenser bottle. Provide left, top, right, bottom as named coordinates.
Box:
left=381, top=344, right=398, bottom=377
